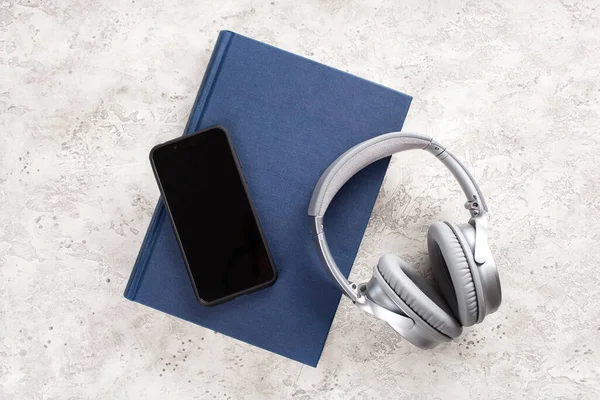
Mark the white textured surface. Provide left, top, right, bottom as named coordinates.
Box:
left=1, top=0, right=600, bottom=398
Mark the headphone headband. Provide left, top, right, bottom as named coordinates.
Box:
left=308, top=132, right=487, bottom=218
left=308, top=132, right=488, bottom=302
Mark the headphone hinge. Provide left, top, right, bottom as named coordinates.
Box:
left=465, top=195, right=483, bottom=217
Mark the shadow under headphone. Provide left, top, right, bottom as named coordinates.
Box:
left=308, top=132, right=502, bottom=349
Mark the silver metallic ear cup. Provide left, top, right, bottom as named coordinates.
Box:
left=364, top=276, right=405, bottom=315
left=427, top=222, right=478, bottom=326
left=364, top=275, right=451, bottom=349
left=376, top=254, right=462, bottom=338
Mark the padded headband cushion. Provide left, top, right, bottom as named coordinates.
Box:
left=308, top=133, right=431, bottom=216
left=377, top=254, right=462, bottom=338
left=428, top=222, right=478, bottom=326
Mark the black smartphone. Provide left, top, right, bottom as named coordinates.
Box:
left=150, top=126, right=277, bottom=306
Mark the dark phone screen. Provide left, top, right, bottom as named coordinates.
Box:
left=151, top=128, right=276, bottom=304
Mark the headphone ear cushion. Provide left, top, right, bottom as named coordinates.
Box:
left=377, top=254, right=462, bottom=338
left=427, top=222, right=478, bottom=326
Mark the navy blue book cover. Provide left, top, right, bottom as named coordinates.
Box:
left=124, top=30, right=412, bottom=367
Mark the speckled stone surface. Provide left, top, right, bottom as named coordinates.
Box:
left=1, top=0, right=600, bottom=398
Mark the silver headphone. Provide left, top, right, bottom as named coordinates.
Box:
left=308, top=132, right=502, bottom=349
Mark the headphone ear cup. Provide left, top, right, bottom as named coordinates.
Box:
left=427, top=222, right=478, bottom=326
left=376, top=254, right=462, bottom=338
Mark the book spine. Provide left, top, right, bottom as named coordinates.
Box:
left=123, top=30, right=235, bottom=300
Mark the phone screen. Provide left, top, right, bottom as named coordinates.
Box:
left=151, top=127, right=276, bottom=305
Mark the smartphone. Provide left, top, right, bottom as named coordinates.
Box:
left=150, top=126, right=277, bottom=306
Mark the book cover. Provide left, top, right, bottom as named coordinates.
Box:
left=124, top=30, right=412, bottom=367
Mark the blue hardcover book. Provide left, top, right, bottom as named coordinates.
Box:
left=124, top=30, right=412, bottom=367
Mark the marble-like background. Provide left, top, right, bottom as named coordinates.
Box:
left=1, top=0, right=599, bottom=398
